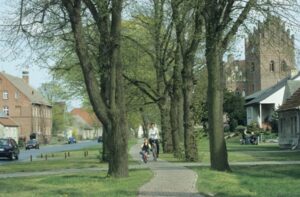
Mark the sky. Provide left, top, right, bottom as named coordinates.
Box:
left=1, top=0, right=300, bottom=108
left=0, top=1, right=82, bottom=109
left=0, top=0, right=52, bottom=89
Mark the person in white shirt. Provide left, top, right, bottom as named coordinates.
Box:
left=148, top=123, right=160, bottom=157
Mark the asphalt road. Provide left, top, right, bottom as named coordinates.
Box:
left=0, top=140, right=100, bottom=164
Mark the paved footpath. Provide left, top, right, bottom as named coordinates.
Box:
left=129, top=139, right=203, bottom=197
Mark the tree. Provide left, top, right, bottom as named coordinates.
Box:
left=124, top=0, right=174, bottom=153
left=170, top=0, right=204, bottom=161
left=12, top=0, right=128, bottom=177
left=223, top=90, right=246, bottom=131
left=203, top=0, right=255, bottom=171
left=38, top=81, right=71, bottom=136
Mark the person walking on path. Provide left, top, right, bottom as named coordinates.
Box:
left=148, top=123, right=160, bottom=158
left=130, top=139, right=203, bottom=197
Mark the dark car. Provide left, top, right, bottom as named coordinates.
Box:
left=0, top=138, right=20, bottom=160
left=97, top=136, right=103, bottom=143
left=68, top=137, right=76, bottom=144
left=25, top=139, right=39, bottom=150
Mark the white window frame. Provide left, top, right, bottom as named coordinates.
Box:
left=3, top=106, right=9, bottom=116
left=15, top=91, right=19, bottom=99
left=3, top=91, right=8, bottom=100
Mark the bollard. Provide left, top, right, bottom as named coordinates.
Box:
left=45, top=154, right=48, bottom=160
left=30, top=155, right=32, bottom=162
left=65, top=152, right=67, bottom=159
left=84, top=151, right=86, bottom=157
left=41, top=153, right=43, bottom=158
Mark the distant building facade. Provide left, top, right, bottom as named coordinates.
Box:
left=0, top=71, right=52, bottom=143
left=70, top=108, right=102, bottom=140
left=224, top=55, right=246, bottom=96
left=225, top=15, right=297, bottom=96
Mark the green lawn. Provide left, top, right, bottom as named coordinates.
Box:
left=1, top=138, right=138, bottom=174
left=0, top=169, right=152, bottom=197
left=195, top=165, right=300, bottom=197
left=0, top=145, right=106, bottom=174
left=159, top=136, right=300, bottom=196
left=0, top=138, right=153, bottom=197
left=160, top=136, right=300, bottom=163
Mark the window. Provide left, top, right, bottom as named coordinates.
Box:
left=270, top=60, right=275, bottom=72
left=15, top=91, right=19, bottom=100
left=2, top=91, right=8, bottom=100
left=3, top=106, right=9, bottom=116
left=281, top=60, right=288, bottom=72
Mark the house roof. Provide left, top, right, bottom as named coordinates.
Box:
left=245, top=78, right=288, bottom=106
left=70, top=108, right=101, bottom=127
left=282, top=80, right=300, bottom=103
left=0, top=117, right=19, bottom=127
left=245, top=72, right=300, bottom=106
left=278, top=87, right=300, bottom=111
left=0, top=72, right=51, bottom=106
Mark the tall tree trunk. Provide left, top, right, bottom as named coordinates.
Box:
left=170, top=94, right=182, bottom=157
left=171, top=0, right=202, bottom=161
left=107, top=0, right=128, bottom=177
left=107, top=113, right=128, bottom=177
left=101, top=123, right=110, bottom=161
left=170, top=35, right=183, bottom=157
left=159, top=102, right=173, bottom=153
left=140, top=107, right=149, bottom=138
left=182, top=58, right=198, bottom=161
left=205, top=43, right=230, bottom=171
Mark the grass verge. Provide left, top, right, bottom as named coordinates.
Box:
left=159, top=137, right=300, bottom=163
left=0, top=145, right=106, bottom=174
left=0, top=137, right=139, bottom=174
left=194, top=165, right=300, bottom=197
left=0, top=169, right=152, bottom=197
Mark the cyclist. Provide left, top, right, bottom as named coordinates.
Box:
left=149, top=123, right=160, bottom=158
left=140, top=138, right=151, bottom=163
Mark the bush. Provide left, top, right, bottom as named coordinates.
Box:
left=235, top=125, right=246, bottom=133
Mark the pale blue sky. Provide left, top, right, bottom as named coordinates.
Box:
left=1, top=0, right=300, bottom=108
left=0, top=0, right=51, bottom=89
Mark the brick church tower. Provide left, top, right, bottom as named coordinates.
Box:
left=245, top=15, right=296, bottom=95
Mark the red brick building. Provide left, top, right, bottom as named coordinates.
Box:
left=0, top=71, right=52, bottom=143
left=224, top=15, right=297, bottom=96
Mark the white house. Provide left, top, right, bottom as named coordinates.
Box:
left=245, top=73, right=300, bottom=129
left=70, top=108, right=102, bottom=140
left=0, top=112, right=19, bottom=143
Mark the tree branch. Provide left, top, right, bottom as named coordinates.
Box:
left=222, top=0, right=255, bottom=49
left=123, top=74, right=160, bottom=103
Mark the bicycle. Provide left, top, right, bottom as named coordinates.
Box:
left=140, top=150, right=148, bottom=163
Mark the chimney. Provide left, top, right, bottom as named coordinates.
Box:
left=22, top=70, right=29, bottom=84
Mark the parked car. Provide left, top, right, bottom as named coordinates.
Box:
left=0, top=138, right=20, bottom=160
left=25, top=139, right=40, bottom=150
left=68, top=137, right=77, bottom=144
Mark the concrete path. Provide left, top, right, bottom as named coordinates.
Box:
left=129, top=139, right=203, bottom=197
